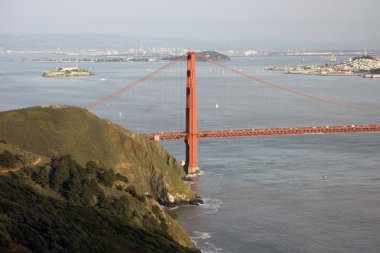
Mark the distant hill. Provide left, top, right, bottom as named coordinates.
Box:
left=196, top=51, right=231, bottom=61
left=0, top=33, right=226, bottom=51
left=1, top=33, right=371, bottom=52
left=162, top=51, right=230, bottom=62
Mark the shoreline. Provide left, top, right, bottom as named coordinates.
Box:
left=284, top=71, right=362, bottom=77
left=268, top=56, right=380, bottom=79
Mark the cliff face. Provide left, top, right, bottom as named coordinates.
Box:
left=0, top=106, right=198, bottom=251
left=0, top=106, right=195, bottom=204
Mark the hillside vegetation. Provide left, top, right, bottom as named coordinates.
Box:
left=0, top=105, right=195, bottom=204
left=0, top=106, right=199, bottom=252
left=0, top=154, right=198, bottom=253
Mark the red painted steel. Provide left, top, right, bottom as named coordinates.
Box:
left=185, top=52, right=199, bottom=174
left=145, top=125, right=380, bottom=141
left=84, top=51, right=380, bottom=175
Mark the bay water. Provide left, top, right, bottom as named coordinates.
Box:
left=1, top=54, right=379, bottom=253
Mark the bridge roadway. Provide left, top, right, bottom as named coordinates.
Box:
left=145, top=125, right=380, bottom=141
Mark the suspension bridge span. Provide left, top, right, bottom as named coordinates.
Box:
left=86, top=52, right=380, bottom=174
left=145, top=125, right=380, bottom=141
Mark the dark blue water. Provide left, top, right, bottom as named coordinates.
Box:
left=1, top=54, right=380, bottom=253
left=169, top=134, right=380, bottom=253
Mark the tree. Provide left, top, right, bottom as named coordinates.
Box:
left=97, top=169, right=116, bottom=187
left=0, top=150, right=18, bottom=168
left=32, top=166, right=50, bottom=187
left=49, top=155, right=74, bottom=191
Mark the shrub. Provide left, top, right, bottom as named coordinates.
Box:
left=116, top=173, right=128, bottom=183
left=85, top=160, right=101, bottom=174
left=48, top=155, right=105, bottom=206
left=32, top=166, right=50, bottom=187
left=0, top=150, right=18, bottom=168
left=126, top=186, right=138, bottom=198
left=97, top=169, right=116, bottom=187
left=49, top=155, right=72, bottom=191
left=137, top=195, right=146, bottom=202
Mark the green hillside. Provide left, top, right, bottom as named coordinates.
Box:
left=0, top=105, right=199, bottom=251
left=0, top=105, right=195, bottom=204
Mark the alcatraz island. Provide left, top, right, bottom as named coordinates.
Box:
left=42, top=67, right=95, bottom=77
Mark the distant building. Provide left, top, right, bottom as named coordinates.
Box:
left=244, top=50, right=258, bottom=56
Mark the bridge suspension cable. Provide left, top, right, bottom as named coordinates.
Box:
left=85, top=54, right=186, bottom=110
left=197, top=54, right=380, bottom=114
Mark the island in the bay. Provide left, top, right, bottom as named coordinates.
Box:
left=0, top=105, right=201, bottom=253
left=162, top=50, right=231, bottom=62
left=267, top=55, right=380, bottom=78
left=42, top=67, right=95, bottom=77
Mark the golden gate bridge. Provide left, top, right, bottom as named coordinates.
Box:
left=85, top=52, right=380, bottom=174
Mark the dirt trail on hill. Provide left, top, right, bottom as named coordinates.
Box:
left=32, top=156, right=42, bottom=165
left=0, top=156, right=42, bottom=174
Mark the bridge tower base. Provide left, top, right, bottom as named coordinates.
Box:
left=185, top=52, right=199, bottom=174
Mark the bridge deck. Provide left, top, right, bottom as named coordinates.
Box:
left=145, top=125, right=380, bottom=141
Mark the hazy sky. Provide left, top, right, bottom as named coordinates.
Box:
left=1, top=0, right=379, bottom=45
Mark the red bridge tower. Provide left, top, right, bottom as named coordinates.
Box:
left=185, top=52, right=199, bottom=174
